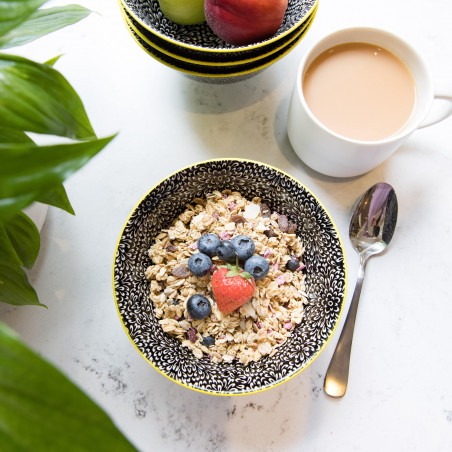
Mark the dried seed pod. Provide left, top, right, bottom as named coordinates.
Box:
left=171, top=265, right=190, bottom=278
left=264, top=228, right=277, bottom=238
left=287, top=221, right=297, bottom=234
left=187, top=327, right=198, bottom=343
left=231, top=214, right=246, bottom=224
left=260, top=203, right=271, bottom=218
left=166, top=243, right=177, bottom=253
left=277, top=214, right=289, bottom=232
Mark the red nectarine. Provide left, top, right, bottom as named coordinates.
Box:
left=205, top=0, right=288, bottom=46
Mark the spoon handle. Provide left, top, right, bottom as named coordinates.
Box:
left=324, top=258, right=366, bottom=397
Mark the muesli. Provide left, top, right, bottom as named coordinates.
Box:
left=144, top=190, right=308, bottom=365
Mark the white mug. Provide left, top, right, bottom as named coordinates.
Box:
left=287, top=27, right=452, bottom=178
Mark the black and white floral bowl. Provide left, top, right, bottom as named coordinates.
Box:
left=113, top=159, right=347, bottom=395
left=121, top=12, right=315, bottom=80
left=120, top=0, right=318, bottom=63
left=120, top=1, right=317, bottom=66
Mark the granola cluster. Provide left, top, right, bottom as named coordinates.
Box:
left=144, top=191, right=308, bottom=366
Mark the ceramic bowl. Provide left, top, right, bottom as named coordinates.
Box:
left=113, top=159, right=347, bottom=395
left=120, top=0, right=318, bottom=50
left=122, top=12, right=315, bottom=79
left=121, top=2, right=318, bottom=65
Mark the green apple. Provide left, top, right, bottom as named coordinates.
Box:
left=158, top=0, right=206, bottom=25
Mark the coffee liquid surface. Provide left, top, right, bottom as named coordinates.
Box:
left=303, top=42, right=417, bottom=141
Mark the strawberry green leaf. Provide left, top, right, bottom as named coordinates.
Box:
left=224, top=261, right=253, bottom=280
left=225, top=263, right=240, bottom=277
left=238, top=270, right=253, bottom=281
left=225, top=268, right=253, bottom=280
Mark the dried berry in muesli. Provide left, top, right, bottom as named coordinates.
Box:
left=144, top=191, right=308, bottom=366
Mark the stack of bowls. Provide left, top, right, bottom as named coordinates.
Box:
left=119, top=0, right=318, bottom=81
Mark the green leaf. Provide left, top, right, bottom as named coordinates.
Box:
left=0, top=5, right=91, bottom=50
left=0, top=53, right=95, bottom=139
left=226, top=268, right=253, bottom=280
left=0, top=223, right=23, bottom=267
left=225, top=264, right=240, bottom=277
left=0, top=0, right=46, bottom=37
left=225, top=262, right=253, bottom=280
left=44, top=53, right=62, bottom=67
left=0, top=134, right=116, bottom=219
left=0, top=261, right=41, bottom=306
left=37, top=183, right=75, bottom=215
left=0, top=127, right=33, bottom=144
left=0, top=321, right=138, bottom=451
left=2, top=212, right=40, bottom=269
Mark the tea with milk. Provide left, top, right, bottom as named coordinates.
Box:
left=302, top=42, right=417, bottom=141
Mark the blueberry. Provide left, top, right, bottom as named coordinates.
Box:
left=286, top=256, right=300, bottom=272
left=188, top=253, right=212, bottom=276
left=216, top=240, right=237, bottom=263
left=244, top=255, right=269, bottom=280
left=186, top=294, right=212, bottom=320
left=197, top=233, right=220, bottom=257
left=231, top=235, right=255, bottom=261
left=201, top=335, right=215, bottom=347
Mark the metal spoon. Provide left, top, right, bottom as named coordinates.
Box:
left=324, top=182, right=398, bottom=398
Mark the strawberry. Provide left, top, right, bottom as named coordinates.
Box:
left=211, top=261, right=256, bottom=315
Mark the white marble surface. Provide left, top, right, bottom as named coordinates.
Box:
left=2, top=0, right=452, bottom=450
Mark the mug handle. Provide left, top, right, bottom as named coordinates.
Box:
left=419, top=80, right=452, bottom=128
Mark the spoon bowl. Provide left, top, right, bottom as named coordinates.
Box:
left=324, top=182, right=398, bottom=397
left=349, top=183, right=398, bottom=257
